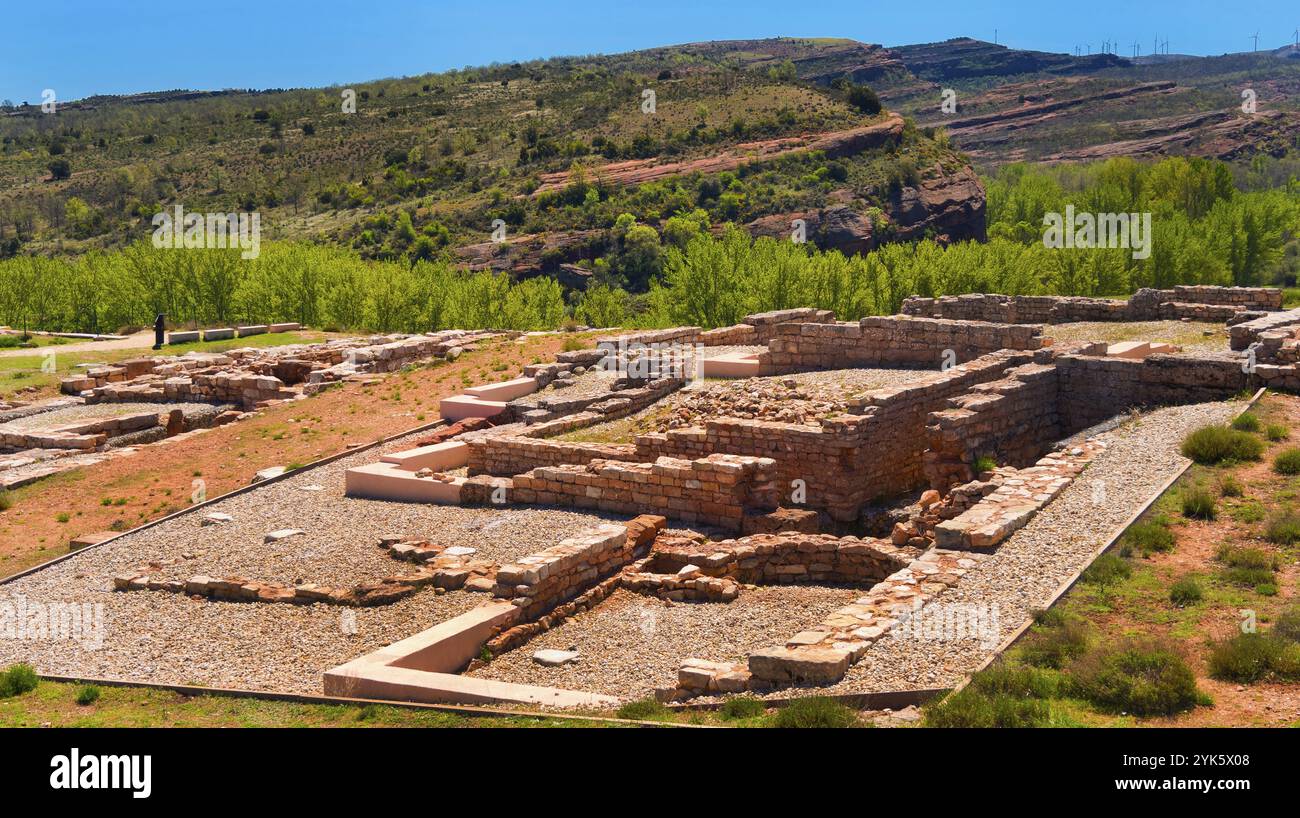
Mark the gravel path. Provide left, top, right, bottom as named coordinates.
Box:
left=0, top=426, right=624, bottom=692
left=467, top=586, right=860, bottom=699
left=816, top=399, right=1239, bottom=695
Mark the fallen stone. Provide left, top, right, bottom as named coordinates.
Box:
left=252, top=466, right=286, bottom=484
left=202, top=513, right=233, bottom=526
left=532, top=649, right=580, bottom=666
left=264, top=529, right=305, bottom=543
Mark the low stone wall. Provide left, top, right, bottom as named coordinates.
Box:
left=923, top=362, right=1062, bottom=488
left=933, top=440, right=1104, bottom=549
left=636, top=350, right=1036, bottom=520
left=468, top=436, right=637, bottom=475
left=491, top=523, right=633, bottom=619
left=904, top=286, right=1281, bottom=325
left=1055, top=352, right=1250, bottom=432
left=646, top=532, right=918, bottom=586
left=507, top=453, right=779, bottom=530
left=759, top=315, right=1044, bottom=373
left=1230, top=307, right=1300, bottom=351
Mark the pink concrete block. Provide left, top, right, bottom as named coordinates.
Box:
left=381, top=440, right=469, bottom=470
left=439, top=394, right=508, bottom=421
left=344, top=462, right=463, bottom=503
left=1106, top=341, right=1151, bottom=359
left=701, top=351, right=761, bottom=378
left=464, top=376, right=539, bottom=401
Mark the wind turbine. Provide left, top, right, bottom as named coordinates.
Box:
left=1251, top=31, right=1260, bottom=52
left=1292, top=28, right=1299, bottom=49
left=1131, top=41, right=1141, bottom=58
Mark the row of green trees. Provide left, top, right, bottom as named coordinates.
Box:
left=0, top=242, right=566, bottom=335
left=3, top=156, right=1297, bottom=335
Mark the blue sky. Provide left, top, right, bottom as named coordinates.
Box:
left=3, top=0, right=1299, bottom=103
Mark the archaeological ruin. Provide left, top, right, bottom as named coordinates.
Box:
left=4, top=284, right=1299, bottom=709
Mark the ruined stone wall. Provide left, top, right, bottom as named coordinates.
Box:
left=636, top=350, right=1036, bottom=520
left=902, top=286, right=1281, bottom=325
left=491, top=523, right=633, bottom=619
left=1230, top=308, right=1300, bottom=351
left=467, top=436, right=638, bottom=475
left=923, top=363, right=1063, bottom=489
left=508, top=454, right=779, bottom=530
left=1055, top=353, right=1249, bottom=432
left=647, top=532, right=915, bottom=585
left=758, top=315, right=1044, bottom=373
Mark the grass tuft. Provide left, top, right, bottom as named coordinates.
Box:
left=1180, top=425, right=1264, bottom=465
left=771, top=696, right=858, bottom=728
left=1169, top=575, right=1203, bottom=606
left=0, top=663, right=39, bottom=698
left=1067, top=640, right=1201, bottom=717
left=1272, top=447, right=1300, bottom=475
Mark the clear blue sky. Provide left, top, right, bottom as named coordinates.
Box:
left=3, top=0, right=1299, bottom=103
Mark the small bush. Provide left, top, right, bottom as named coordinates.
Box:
left=1265, top=424, right=1290, bottom=442
left=972, top=455, right=997, bottom=474
left=1081, top=553, right=1131, bottom=587
left=1169, top=576, right=1203, bottom=606
left=1217, top=544, right=1278, bottom=571
left=1217, top=474, right=1244, bottom=497
left=1272, top=447, right=1300, bottom=475
left=1231, top=412, right=1260, bottom=433
left=1068, top=640, right=1200, bottom=716
left=923, top=686, right=1050, bottom=728
left=1223, top=567, right=1277, bottom=587
left=1265, top=512, right=1300, bottom=544
left=1273, top=607, right=1300, bottom=643
left=970, top=664, right=1060, bottom=698
left=75, top=684, right=101, bottom=706
left=1020, top=612, right=1089, bottom=669
left=1208, top=632, right=1300, bottom=682
left=617, top=699, right=669, bottom=721
left=1123, top=520, right=1176, bottom=554
left=719, top=695, right=767, bottom=721
left=1180, top=486, right=1217, bottom=520
left=771, top=696, right=858, bottom=728
left=1180, top=426, right=1264, bottom=465
left=1255, top=582, right=1278, bottom=596
left=0, top=489, right=12, bottom=512
left=0, top=663, right=39, bottom=697
left=356, top=703, right=381, bottom=721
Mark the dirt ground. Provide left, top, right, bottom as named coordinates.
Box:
left=1056, top=391, right=1300, bottom=727
left=0, top=332, right=590, bottom=576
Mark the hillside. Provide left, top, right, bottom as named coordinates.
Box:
left=0, top=37, right=979, bottom=284
left=2, top=35, right=1300, bottom=287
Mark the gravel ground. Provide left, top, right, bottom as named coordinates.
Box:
left=1046, top=320, right=1228, bottom=351
left=0, top=427, right=624, bottom=692
left=815, top=399, right=1239, bottom=696
left=558, top=365, right=934, bottom=442
left=0, top=401, right=216, bottom=433
left=512, top=370, right=620, bottom=408
left=467, top=586, right=861, bottom=699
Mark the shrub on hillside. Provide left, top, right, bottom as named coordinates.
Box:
left=1081, top=553, right=1132, bottom=588
left=1181, top=486, right=1217, bottom=520
left=1169, top=575, right=1203, bottom=606
left=1265, top=512, right=1300, bottom=545
left=1265, top=424, right=1290, bottom=442
left=1067, top=640, right=1201, bottom=716
left=1207, top=632, right=1300, bottom=682
left=771, top=696, right=858, bottom=728
left=719, top=695, right=767, bottom=721
left=1123, top=520, right=1176, bottom=554
left=1019, top=610, right=1089, bottom=668
left=0, top=663, right=39, bottom=697
left=1231, top=412, right=1260, bottom=432
left=1273, top=607, right=1300, bottom=643
left=1272, top=447, right=1300, bottom=475
left=1180, top=426, right=1264, bottom=465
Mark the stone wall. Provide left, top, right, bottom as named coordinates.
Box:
left=1055, top=352, right=1250, bottom=432
left=507, top=453, right=780, bottom=530
left=491, top=523, right=634, bottom=619
left=903, top=286, right=1282, bottom=325
left=1230, top=308, right=1300, bottom=351
left=636, top=350, right=1036, bottom=520
left=923, top=362, right=1062, bottom=488
left=759, top=315, right=1044, bottom=373
left=646, top=532, right=917, bottom=585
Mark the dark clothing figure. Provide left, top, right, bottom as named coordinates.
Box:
left=153, top=314, right=165, bottom=350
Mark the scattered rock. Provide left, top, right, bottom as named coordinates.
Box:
left=532, top=649, right=580, bottom=666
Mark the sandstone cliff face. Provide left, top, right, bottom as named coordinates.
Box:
left=746, top=164, right=987, bottom=255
